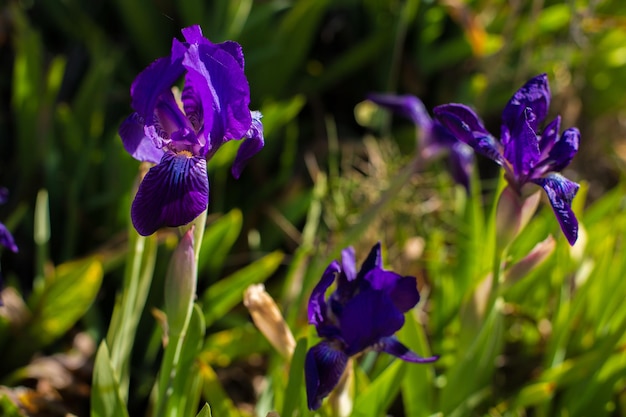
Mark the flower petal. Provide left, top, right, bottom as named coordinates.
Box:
left=231, top=111, right=264, bottom=179
left=364, top=269, right=420, bottom=313
left=119, top=113, right=163, bottom=164
left=376, top=337, right=439, bottom=363
left=340, top=246, right=357, bottom=282
left=182, top=41, right=251, bottom=154
left=339, top=289, right=404, bottom=355
left=502, top=73, right=550, bottom=131
left=532, top=174, right=580, bottom=245
left=367, top=94, right=433, bottom=128
left=503, top=107, right=541, bottom=178
left=0, top=223, right=18, bottom=253
left=538, top=116, right=561, bottom=154
left=129, top=52, right=185, bottom=122
left=131, top=151, right=208, bottom=236
left=546, top=127, right=579, bottom=172
left=305, top=341, right=349, bottom=410
left=308, top=260, right=340, bottom=327
left=448, top=142, right=474, bottom=190
left=356, top=242, right=383, bottom=281
left=434, top=104, right=505, bottom=165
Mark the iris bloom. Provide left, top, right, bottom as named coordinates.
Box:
left=368, top=93, right=474, bottom=190
left=433, top=74, right=580, bottom=245
left=120, top=25, right=264, bottom=236
left=0, top=188, right=17, bottom=254
left=306, top=243, right=438, bottom=410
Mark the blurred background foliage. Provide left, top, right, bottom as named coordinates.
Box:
left=1, top=0, right=626, bottom=416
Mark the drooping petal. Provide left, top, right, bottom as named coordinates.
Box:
left=308, top=260, right=340, bottom=328
left=502, top=73, right=550, bottom=131
left=131, top=151, right=208, bottom=236
left=231, top=111, right=265, bottom=179
left=182, top=41, right=251, bottom=154
left=545, top=127, right=580, bottom=173
left=376, top=337, right=439, bottom=363
left=129, top=52, right=185, bottom=122
left=119, top=113, right=163, bottom=164
left=339, top=289, right=404, bottom=355
left=448, top=141, right=474, bottom=190
left=434, top=104, right=505, bottom=165
left=503, top=107, right=541, bottom=178
left=532, top=174, right=580, bottom=245
left=0, top=223, right=18, bottom=253
left=367, top=94, right=433, bottom=128
left=305, top=341, right=349, bottom=410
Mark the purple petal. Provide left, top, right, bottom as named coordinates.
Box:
left=503, top=107, right=541, bottom=178
left=0, top=223, right=18, bottom=253
left=340, top=246, right=357, bottom=282
left=356, top=242, right=383, bottom=281
left=339, top=289, right=404, bottom=355
left=448, top=142, right=474, bottom=190
left=182, top=41, right=251, bottom=154
left=502, top=74, right=550, bottom=131
left=434, top=104, right=505, bottom=165
left=538, top=116, right=561, bottom=154
left=364, top=269, right=420, bottom=312
left=308, top=260, right=340, bottom=327
left=532, top=174, right=580, bottom=245
left=305, top=341, right=349, bottom=410
left=376, top=337, right=439, bottom=363
left=231, top=111, right=264, bottom=179
left=119, top=113, right=164, bottom=164
left=367, top=94, right=433, bottom=128
left=545, top=127, right=579, bottom=172
left=129, top=52, right=185, bottom=122
left=131, top=151, right=208, bottom=236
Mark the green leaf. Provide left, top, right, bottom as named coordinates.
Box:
left=198, top=209, right=243, bottom=277
left=352, top=360, right=406, bottom=417
left=201, top=251, right=284, bottom=326
left=91, top=342, right=130, bottom=417
left=281, top=338, right=308, bottom=417
left=195, top=403, right=212, bottom=417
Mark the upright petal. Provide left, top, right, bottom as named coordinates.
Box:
left=503, top=107, right=541, bottom=178
left=340, top=246, right=357, bottom=282
left=356, top=242, right=383, bottom=281
left=131, top=151, right=209, bottom=236
left=364, top=269, right=419, bottom=312
left=367, top=94, right=433, bottom=128
left=183, top=42, right=251, bottom=154
left=532, top=174, right=579, bottom=245
left=305, top=341, right=349, bottom=410
left=434, top=104, right=505, bottom=165
left=538, top=116, right=561, bottom=154
left=119, top=113, right=163, bottom=164
left=339, top=289, right=404, bottom=355
left=231, top=111, right=264, bottom=179
left=376, top=337, right=439, bottom=363
left=502, top=74, right=550, bottom=131
left=0, top=223, right=18, bottom=253
left=545, top=127, right=579, bottom=173
left=308, top=260, right=340, bottom=327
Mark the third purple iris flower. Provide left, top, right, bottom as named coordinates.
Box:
left=434, top=74, right=580, bottom=245
left=119, top=25, right=264, bottom=236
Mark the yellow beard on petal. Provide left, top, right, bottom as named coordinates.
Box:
left=178, top=150, right=193, bottom=158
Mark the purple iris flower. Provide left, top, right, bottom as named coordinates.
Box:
left=433, top=74, right=580, bottom=245
left=119, top=25, right=264, bottom=236
left=305, top=243, right=438, bottom=410
left=368, top=93, right=474, bottom=190
left=0, top=188, right=17, bottom=254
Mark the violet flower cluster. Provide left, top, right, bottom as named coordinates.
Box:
left=306, top=243, right=438, bottom=410
left=120, top=25, right=264, bottom=236
left=368, top=93, right=474, bottom=190
left=433, top=74, right=580, bottom=245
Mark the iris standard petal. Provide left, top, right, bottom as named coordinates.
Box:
left=533, top=174, right=580, bottom=245
left=340, top=246, right=357, bottom=282
left=131, top=151, right=208, bottom=236
left=502, top=73, right=550, bottom=132
left=376, top=337, right=439, bottom=363
left=364, top=269, right=419, bottom=312
left=503, top=107, right=541, bottom=178
left=130, top=54, right=185, bottom=122
left=308, top=260, right=341, bottom=328
left=232, top=111, right=265, bottom=179
left=545, top=127, right=580, bottom=173
left=434, top=104, right=505, bottom=165
left=356, top=242, right=383, bottom=281
left=119, top=113, right=163, bottom=164
left=339, top=289, right=404, bottom=355
left=305, top=341, right=349, bottom=410
left=0, top=223, right=18, bottom=253
left=368, top=94, right=432, bottom=128
left=538, top=116, right=561, bottom=154
left=183, top=42, right=251, bottom=153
